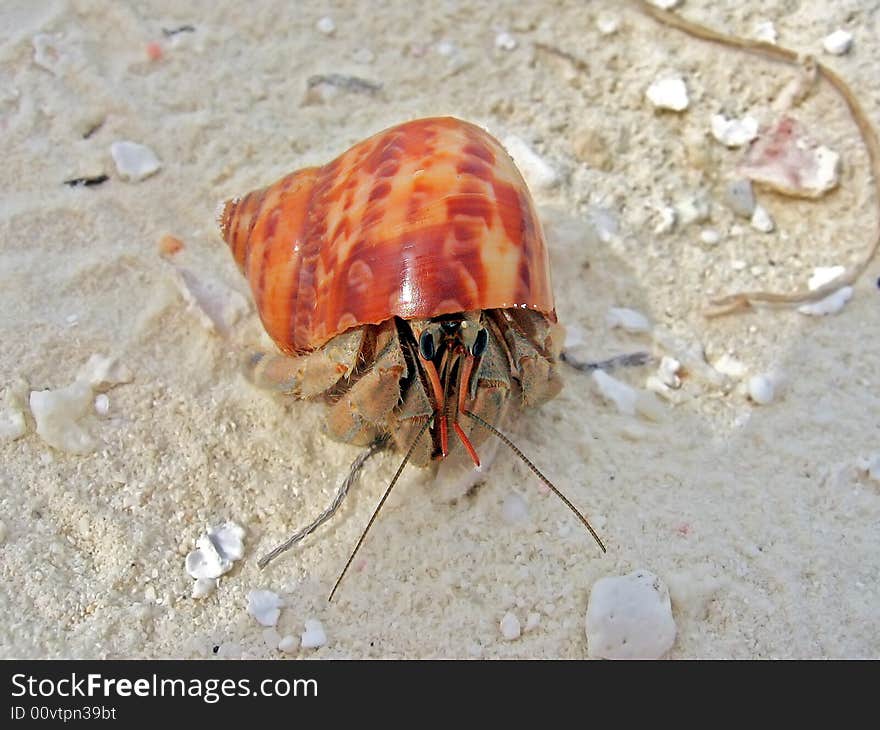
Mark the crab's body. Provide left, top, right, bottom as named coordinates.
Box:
left=218, top=116, right=563, bottom=467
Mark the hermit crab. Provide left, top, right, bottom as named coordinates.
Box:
left=218, top=117, right=605, bottom=598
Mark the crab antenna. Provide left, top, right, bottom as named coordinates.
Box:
left=257, top=437, right=387, bottom=569
left=329, top=417, right=433, bottom=602
left=462, top=410, right=606, bottom=553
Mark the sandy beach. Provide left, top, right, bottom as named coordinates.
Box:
left=1, top=0, right=878, bottom=658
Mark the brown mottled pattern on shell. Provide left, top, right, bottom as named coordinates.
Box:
left=220, top=117, right=554, bottom=354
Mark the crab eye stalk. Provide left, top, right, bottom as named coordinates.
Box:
left=470, top=328, right=488, bottom=357
left=418, top=330, right=435, bottom=360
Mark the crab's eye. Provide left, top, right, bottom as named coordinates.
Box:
left=470, top=328, right=488, bottom=357
left=419, top=330, right=436, bottom=360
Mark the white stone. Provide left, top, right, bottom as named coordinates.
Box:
left=807, top=265, right=845, bottom=290
left=658, top=356, right=681, bottom=389
left=863, top=455, right=880, bottom=483
left=586, top=569, right=676, bottom=659
left=649, top=0, right=681, bottom=8
left=191, top=577, right=216, bottom=599
left=654, top=205, right=677, bottom=234
left=0, top=406, right=26, bottom=442
left=710, top=114, right=759, bottom=147
left=94, top=393, right=110, bottom=416
left=823, top=29, right=853, bottom=55
left=797, top=286, right=853, bottom=316
left=247, top=590, right=283, bottom=627
left=278, top=634, right=299, bottom=653
left=725, top=179, right=756, bottom=218
left=316, top=16, right=336, bottom=35
left=525, top=611, right=541, bottom=632
left=750, top=205, right=774, bottom=233
left=712, top=353, right=747, bottom=379
left=500, top=611, right=521, bottom=640
left=596, top=14, right=619, bottom=36
left=301, top=619, right=327, bottom=649
left=501, top=493, right=529, bottom=524
left=29, top=380, right=95, bottom=454
left=731, top=259, right=747, bottom=271
left=675, top=195, right=710, bottom=226
left=495, top=32, right=517, bottom=51
left=185, top=522, right=246, bottom=580
left=78, top=354, right=133, bottom=390
left=748, top=374, right=775, bottom=405
left=110, top=141, right=161, bottom=182
left=754, top=21, right=778, bottom=44
left=606, top=307, right=651, bottom=333
left=739, top=118, right=841, bottom=198
left=646, top=77, right=689, bottom=112
left=502, top=135, right=559, bottom=191
left=700, top=229, right=720, bottom=245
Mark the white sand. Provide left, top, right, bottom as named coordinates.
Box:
left=1, top=0, right=878, bottom=658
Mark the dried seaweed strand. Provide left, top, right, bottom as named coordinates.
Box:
left=634, top=0, right=880, bottom=316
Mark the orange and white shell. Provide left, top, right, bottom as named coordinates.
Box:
left=218, top=117, right=555, bottom=355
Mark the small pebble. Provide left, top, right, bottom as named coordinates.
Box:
left=649, top=0, right=681, bottom=8
left=710, top=114, right=759, bottom=147
left=247, top=589, right=283, bottom=627
left=731, top=259, right=747, bottom=271
left=712, top=354, right=747, bottom=379
left=503, top=135, right=558, bottom=190
left=700, top=229, right=720, bottom=246
left=278, top=635, right=299, bottom=654
left=0, top=521, right=7, bottom=544
left=500, top=611, right=521, bottom=641
left=524, top=612, right=541, bottom=632
left=495, top=31, right=517, bottom=51
left=316, top=16, right=336, bottom=35
left=585, top=569, right=677, bottom=659
left=94, top=393, right=109, bottom=416
left=807, top=266, right=845, bottom=290
left=646, top=77, right=689, bottom=112
left=191, top=577, right=216, bottom=599
left=748, top=374, right=775, bottom=405
left=823, top=29, right=853, bottom=56
left=29, top=381, right=95, bottom=454
left=750, top=205, right=774, bottom=233
left=724, top=179, right=756, bottom=218
left=78, top=354, right=133, bottom=390
left=185, top=522, right=246, bottom=581
left=675, top=195, right=710, bottom=226
left=301, top=619, right=327, bottom=649
left=798, top=287, right=853, bottom=316
left=110, top=141, right=161, bottom=182
left=754, top=21, right=778, bottom=44
left=658, top=356, right=681, bottom=389
left=0, top=406, right=26, bottom=442
left=739, top=117, right=840, bottom=198
left=862, top=455, right=880, bottom=483
left=596, top=14, right=619, bottom=36
left=606, top=307, right=651, bottom=333
left=654, top=205, right=677, bottom=234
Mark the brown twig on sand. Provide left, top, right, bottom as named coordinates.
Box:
left=633, top=0, right=880, bottom=316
